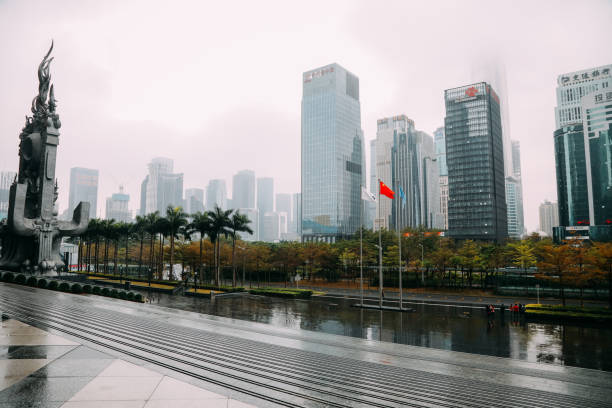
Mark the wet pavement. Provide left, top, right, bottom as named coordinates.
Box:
left=0, top=283, right=611, bottom=407
left=141, top=290, right=612, bottom=372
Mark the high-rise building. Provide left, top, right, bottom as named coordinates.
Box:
left=444, top=82, right=507, bottom=242
left=185, top=188, right=205, bottom=214
left=539, top=200, right=559, bottom=237
left=390, top=123, right=440, bottom=229
left=139, top=176, right=148, bottom=216
left=237, top=208, right=258, bottom=241
left=143, top=158, right=183, bottom=215
left=0, top=171, right=17, bottom=220
left=257, top=177, right=274, bottom=228
left=505, top=176, right=522, bottom=239
left=292, top=193, right=301, bottom=235
left=276, top=193, right=291, bottom=222
left=233, top=170, right=256, bottom=210
left=433, top=127, right=448, bottom=230
left=206, top=179, right=227, bottom=211
left=512, top=140, right=522, bottom=178
left=366, top=139, right=377, bottom=229
left=301, top=63, right=365, bottom=242
left=69, top=167, right=99, bottom=218
left=105, top=186, right=131, bottom=223
left=261, top=211, right=280, bottom=242
left=375, top=115, right=412, bottom=230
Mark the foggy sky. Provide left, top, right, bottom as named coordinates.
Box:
left=1, top=0, right=611, bottom=232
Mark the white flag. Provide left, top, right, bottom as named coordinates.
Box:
left=361, top=186, right=376, bottom=202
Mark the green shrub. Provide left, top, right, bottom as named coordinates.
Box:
left=71, top=283, right=82, bottom=294
left=2, top=272, right=14, bottom=282
left=92, top=286, right=101, bottom=295
left=26, top=276, right=38, bottom=286
left=118, top=291, right=127, bottom=299
left=58, top=282, right=70, bottom=292
left=248, top=288, right=313, bottom=299
left=101, top=287, right=110, bottom=296
left=126, top=292, right=135, bottom=300
left=134, top=293, right=143, bottom=302
left=14, top=274, right=26, bottom=284
left=110, top=289, right=118, bottom=298
left=82, top=284, right=92, bottom=294
left=47, top=280, right=59, bottom=290
left=37, top=278, right=48, bottom=289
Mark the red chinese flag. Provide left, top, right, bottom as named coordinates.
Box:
left=379, top=181, right=395, bottom=199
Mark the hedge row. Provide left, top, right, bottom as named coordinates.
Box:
left=75, top=271, right=181, bottom=286
left=195, top=284, right=245, bottom=293
left=1, top=272, right=143, bottom=303
left=249, top=288, right=313, bottom=299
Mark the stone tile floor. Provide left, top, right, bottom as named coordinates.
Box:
left=0, top=317, right=257, bottom=408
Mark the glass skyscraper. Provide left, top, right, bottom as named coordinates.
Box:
left=69, top=167, right=99, bottom=219
left=444, top=82, right=507, bottom=242
left=301, top=63, right=365, bottom=242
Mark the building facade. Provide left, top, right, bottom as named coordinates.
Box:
left=185, top=188, right=205, bottom=214
left=507, top=140, right=525, bottom=238
left=539, top=200, right=559, bottom=237
left=237, top=208, right=258, bottom=241
left=206, top=179, right=227, bottom=211
left=0, top=171, right=16, bottom=221
left=233, top=170, right=256, bottom=210
left=69, top=167, right=99, bottom=219
left=292, top=192, right=301, bottom=236
left=433, top=127, right=448, bottom=230
left=301, top=63, right=365, bottom=242
left=141, top=158, right=183, bottom=215
left=275, top=193, right=291, bottom=222
left=105, top=186, right=131, bottom=223
left=444, top=82, right=507, bottom=242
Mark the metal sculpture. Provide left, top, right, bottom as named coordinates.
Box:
left=0, top=42, right=90, bottom=273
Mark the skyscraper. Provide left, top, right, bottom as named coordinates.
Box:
left=206, top=179, right=227, bottom=211
left=0, top=171, right=16, bottom=220
left=69, top=167, right=99, bottom=218
left=143, top=158, right=183, bottom=215
left=444, top=82, right=507, bottom=242
left=507, top=140, right=525, bottom=238
left=433, top=127, right=448, bottom=230
left=233, top=170, right=255, bottom=210
left=366, top=139, right=377, bottom=229
left=390, top=123, right=440, bottom=229
left=185, top=188, right=205, bottom=214
left=257, top=177, right=274, bottom=214
left=539, top=200, right=559, bottom=237
left=105, top=186, right=131, bottom=222
left=237, top=208, right=258, bottom=241
left=292, top=192, right=301, bottom=235
left=275, top=193, right=291, bottom=221
left=375, top=115, right=412, bottom=230
left=301, top=63, right=365, bottom=242
left=553, top=65, right=611, bottom=233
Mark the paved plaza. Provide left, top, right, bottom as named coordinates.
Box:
left=0, top=282, right=611, bottom=407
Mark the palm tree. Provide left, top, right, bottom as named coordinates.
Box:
left=84, top=218, right=100, bottom=273
left=165, top=206, right=189, bottom=281
left=188, top=211, right=212, bottom=289
left=155, top=216, right=171, bottom=280
left=101, top=219, right=116, bottom=274
left=115, top=222, right=132, bottom=283
left=208, top=206, right=233, bottom=287
left=227, top=211, right=253, bottom=287
left=134, top=215, right=148, bottom=278
left=144, top=211, right=161, bottom=283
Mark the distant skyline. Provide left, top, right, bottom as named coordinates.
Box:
left=0, top=0, right=611, bottom=231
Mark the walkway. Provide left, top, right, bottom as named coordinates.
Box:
left=0, top=282, right=611, bottom=407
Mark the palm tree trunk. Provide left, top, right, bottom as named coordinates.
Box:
left=232, top=236, right=237, bottom=287
left=149, top=234, right=155, bottom=280
left=159, top=235, right=165, bottom=280
left=138, top=236, right=144, bottom=279
left=95, top=238, right=100, bottom=273
left=197, top=237, right=203, bottom=290
left=113, top=239, right=119, bottom=275
left=104, top=238, right=109, bottom=274
left=169, top=234, right=175, bottom=281
left=124, top=236, right=129, bottom=283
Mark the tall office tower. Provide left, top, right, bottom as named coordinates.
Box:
left=582, top=88, right=612, bottom=235
left=512, top=140, right=522, bottom=178
left=390, top=125, right=440, bottom=229
left=554, top=65, right=611, bottom=232
left=539, top=200, right=559, bottom=237
left=433, top=127, right=448, bottom=230
left=444, top=82, right=507, bottom=242
left=292, top=193, right=301, bottom=235
left=105, top=186, right=131, bottom=222
left=184, top=188, right=205, bottom=214
left=505, top=177, right=522, bottom=239
left=375, top=115, right=413, bottom=230
left=233, top=170, right=256, bottom=210
left=143, top=158, right=183, bottom=214
left=69, top=167, right=99, bottom=218
left=205, top=179, right=227, bottom=211
left=237, top=208, right=258, bottom=241
left=139, top=176, right=148, bottom=216
left=261, top=212, right=280, bottom=242
left=301, top=63, right=365, bottom=242
left=275, top=193, right=291, bottom=223
left=0, top=171, right=17, bottom=220
left=366, top=139, right=377, bottom=229
left=257, top=177, right=274, bottom=220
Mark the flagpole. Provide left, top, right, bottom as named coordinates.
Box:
left=360, top=185, right=364, bottom=307
left=378, top=179, right=383, bottom=309
left=398, top=188, right=402, bottom=311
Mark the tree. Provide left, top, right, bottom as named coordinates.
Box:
left=114, top=222, right=131, bottom=282
left=227, top=211, right=253, bottom=287
left=155, top=217, right=170, bottom=280
left=536, top=243, right=573, bottom=306
left=430, top=244, right=454, bottom=283
left=134, top=215, right=148, bottom=278
left=207, top=206, right=233, bottom=287
left=458, top=240, right=481, bottom=287
left=508, top=241, right=536, bottom=275
left=144, top=211, right=161, bottom=283
left=165, top=206, right=189, bottom=281
left=189, top=211, right=212, bottom=289
left=590, top=242, right=612, bottom=308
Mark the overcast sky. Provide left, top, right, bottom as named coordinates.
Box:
left=1, top=0, right=611, bottom=232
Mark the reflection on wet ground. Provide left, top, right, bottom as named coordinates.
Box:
left=142, top=291, right=612, bottom=371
